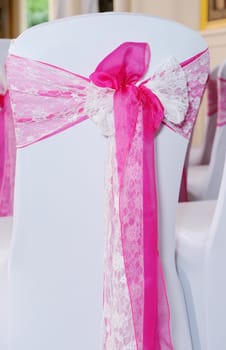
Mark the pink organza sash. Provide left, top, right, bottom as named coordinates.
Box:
left=0, top=91, right=15, bottom=216
left=7, top=42, right=209, bottom=349
left=0, top=94, right=4, bottom=191
left=207, top=76, right=218, bottom=117
left=218, top=78, right=226, bottom=126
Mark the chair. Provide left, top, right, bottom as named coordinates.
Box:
left=189, top=65, right=219, bottom=166
left=188, top=60, right=226, bottom=200
left=2, top=13, right=208, bottom=350
left=176, top=154, right=226, bottom=349
left=0, top=38, right=14, bottom=217
left=0, top=217, right=13, bottom=349
left=0, top=39, right=14, bottom=350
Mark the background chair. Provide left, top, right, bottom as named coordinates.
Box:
left=0, top=38, right=13, bottom=350
left=189, top=65, right=219, bottom=166
left=0, top=38, right=12, bottom=216
left=3, top=13, right=208, bottom=350
left=176, top=154, right=226, bottom=349
left=188, top=60, right=226, bottom=200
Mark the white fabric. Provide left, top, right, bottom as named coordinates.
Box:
left=188, top=62, right=226, bottom=201
left=188, top=126, right=226, bottom=200
left=188, top=65, right=219, bottom=166
left=3, top=13, right=207, bottom=350
left=0, top=217, right=13, bottom=350
left=0, top=39, right=12, bottom=349
left=176, top=155, right=226, bottom=349
left=146, top=57, right=188, bottom=124
left=85, top=57, right=189, bottom=137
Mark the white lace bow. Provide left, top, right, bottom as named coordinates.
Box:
left=85, top=56, right=189, bottom=136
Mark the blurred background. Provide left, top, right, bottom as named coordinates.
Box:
left=0, top=0, right=225, bottom=144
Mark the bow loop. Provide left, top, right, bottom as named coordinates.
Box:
left=90, top=42, right=150, bottom=89
left=145, top=56, right=189, bottom=124
left=86, top=51, right=188, bottom=139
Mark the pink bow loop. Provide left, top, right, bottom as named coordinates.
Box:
left=90, top=42, right=150, bottom=89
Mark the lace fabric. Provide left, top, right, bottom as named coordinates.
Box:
left=6, top=42, right=209, bottom=349
left=163, top=50, right=210, bottom=139
left=218, top=78, right=226, bottom=126
left=7, top=50, right=210, bottom=148
left=207, top=77, right=218, bottom=117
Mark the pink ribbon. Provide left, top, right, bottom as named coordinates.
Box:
left=0, top=92, right=15, bottom=216
left=0, top=94, right=5, bottom=192
left=90, top=43, right=172, bottom=349
left=207, top=77, right=217, bottom=117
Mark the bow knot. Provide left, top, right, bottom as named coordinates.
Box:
left=138, top=84, right=164, bottom=135
left=86, top=42, right=189, bottom=138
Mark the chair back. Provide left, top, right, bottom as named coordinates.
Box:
left=0, top=39, right=12, bottom=216
left=203, top=61, right=226, bottom=199
left=8, top=13, right=208, bottom=350
left=206, top=153, right=226, bottom=348
left=0, top=38, right=12, bottom=349
left=201, top=65, right=219, bottom=165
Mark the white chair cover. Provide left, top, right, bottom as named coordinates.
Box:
left=176, top=154, right=226, bottom=349
left=1, top=13, right=208, bottom=350
left=188, top=60, right=226, bottom=200
left=0, top=38, right=12, bottom=350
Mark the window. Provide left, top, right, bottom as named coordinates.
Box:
left=27, top=0, right=48, bottom=28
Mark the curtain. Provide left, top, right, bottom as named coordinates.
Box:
left=49, top=0, right=98, bottom=20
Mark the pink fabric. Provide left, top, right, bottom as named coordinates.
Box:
left=179, top=167, right=188, bottom=202
left=6, top=42, right=209, bottom=349
left=178, top=51, right=210, bottom=202
left=0, top=92, right=16, bottom=216
left=217, top=78, right=226, bottom=126
left=0, top=95, right=4, bottom=190
left=207, top=77, right=218, bottom=117
left=91, top=42, right=167, bottom=348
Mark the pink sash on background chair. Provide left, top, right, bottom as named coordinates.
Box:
left=7, top=42, right=209, bottom=349
left=218, top=77, right=226, bottom=127
left=187, top=69, right=226, bottom=202
left=179, top=66, right=218, bottom=202
left=0, top=82, right=16, bottom=217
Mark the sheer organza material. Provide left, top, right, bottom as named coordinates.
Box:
left=7, top=42, right=209, bottom=349
left=207, top=77, right=218, bottom=117
left=218, top=78, right=226, bottom=126
left=0, top=91, right=16, bottom=216
left=0, top=94, right=4, bottom=195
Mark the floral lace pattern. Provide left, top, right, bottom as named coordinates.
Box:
left=6, top=43, right=209, bottom=349
left=218, top=78, right=226, bottom=126
left=7, top=51, right=209, bottom=147
left=103, top=136, right=138, bottom=349
left=207, top=77, right=218, bottom=117
left=86, top=56, right=189, bottom=138
left=7, top=55, right=90, bottom=147
left=163, top=50, right=209, bottom=138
